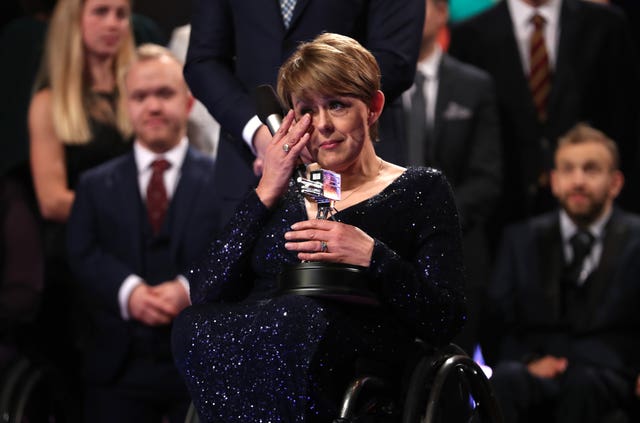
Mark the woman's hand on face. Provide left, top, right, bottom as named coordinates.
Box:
left=284, top=219, right=374, bottom=268
left=255, top=110, right=311, bottom=208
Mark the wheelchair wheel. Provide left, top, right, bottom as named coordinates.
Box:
left=402, top=349, right=503, bottom=423
left=0, top=357, right=71, bottom=423
left=334, top=375, right=400, bottom=423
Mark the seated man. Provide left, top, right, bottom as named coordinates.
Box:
left=67, top=44, right=220, bottom=423
left=488, top=123, right=640, bottom=422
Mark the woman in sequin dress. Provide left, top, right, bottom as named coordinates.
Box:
left=172, top=33, right=466, bottom=422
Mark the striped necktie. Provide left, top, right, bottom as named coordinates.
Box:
left=279, top=0, right=297, bottom=29
left=529, top=13, right=551, bottom=123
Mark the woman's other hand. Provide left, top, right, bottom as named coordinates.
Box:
left=255, top=110, right=311, bottom=208
left=284, top=219, right=374, bottom=267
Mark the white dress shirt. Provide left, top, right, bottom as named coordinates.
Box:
left=507, top=0, right=562, bottom=74
left=118, top=137, right=191, bottom=320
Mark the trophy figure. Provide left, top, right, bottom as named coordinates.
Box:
left=255, top=84, right=378, bottom=305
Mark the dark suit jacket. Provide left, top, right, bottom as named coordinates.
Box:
left=185, top=0, right=425, bottom=224
left=449, top=0, right=640, bottom=222
left=489, top=209, right=640, bottom=377
left=67, top=147, right=220, bottom=383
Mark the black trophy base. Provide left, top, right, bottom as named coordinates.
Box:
left=278, top=262, right=379, bottom=305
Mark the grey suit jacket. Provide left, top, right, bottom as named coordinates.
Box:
left=389, top=53, right=502, bottom=233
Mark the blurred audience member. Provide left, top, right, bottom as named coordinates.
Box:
left=67, top=44, right=220, bottom=423
left=489, top=124, right=640, bottom=423
left=27, top=0, right=135, bottom=411
left=449, top=0, right=639, bottom=234
left=1, top=0, right=164, bottom=202
left=168, top=24, right=220, bottom=161
left=397, top=0, right=501, bottom=355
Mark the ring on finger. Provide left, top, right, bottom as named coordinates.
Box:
left=282, top=143, right=290, bottom=153
left=320, top=240, right=328, bottom=253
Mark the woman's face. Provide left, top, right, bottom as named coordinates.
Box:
left=291, top=92, right=371, bottom=172
left=81, top=0, right=130, bottom=58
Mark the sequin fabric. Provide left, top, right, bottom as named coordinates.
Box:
left=172, top=167, right=466, bottom=422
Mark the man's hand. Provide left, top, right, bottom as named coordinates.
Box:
left=527, top=355, right=568, bottom=379
left=128, top=279, right=190, bottom=326
left=150, top=280, right=190, bottom=315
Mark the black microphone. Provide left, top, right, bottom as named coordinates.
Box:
left=256, top=84, right=285, bottom=136
left=255, top=84, right=306, bottom=178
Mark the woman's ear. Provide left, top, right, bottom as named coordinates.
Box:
left=369, top=90, right=385, bottom=125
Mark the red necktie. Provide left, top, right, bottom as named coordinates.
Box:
left=529, top=14, right=551, bottom=122
left=146, top=159, right=171, bottom=234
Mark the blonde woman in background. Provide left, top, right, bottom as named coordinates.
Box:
left=30, top=0, right=134, bottom=221
left=27, top=0, right=134, bottom=418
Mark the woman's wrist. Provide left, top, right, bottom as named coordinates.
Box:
left=255, top=184, right=281, bottom=209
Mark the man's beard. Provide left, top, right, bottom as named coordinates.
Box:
left=559, top=192, right=607, bottom=227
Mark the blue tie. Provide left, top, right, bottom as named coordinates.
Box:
left=279, top=0, right=296, bottom=28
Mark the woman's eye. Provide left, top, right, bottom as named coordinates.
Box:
left=93, top=6, right=108, bottom=15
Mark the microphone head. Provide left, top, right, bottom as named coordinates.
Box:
left=256, top=84, right=285, bottom=125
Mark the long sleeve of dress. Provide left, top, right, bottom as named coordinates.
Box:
left=188, top=189, right=271, bottom=304
left=366, top=168, right=466, bottom=346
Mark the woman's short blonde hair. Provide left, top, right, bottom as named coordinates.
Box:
left=277, top=33, right=382, bottom=140
left=35, top=0, right=135, bottom=144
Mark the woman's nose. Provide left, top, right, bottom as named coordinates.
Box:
left=314, top=109, right=333, bottom=133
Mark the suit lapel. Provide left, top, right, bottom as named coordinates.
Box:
left=433, top=55, right=454, bottom=165
left=492, top=2, right=539, bottom=122
left=583, top=211, right=628, bottom=324
left=547, top=0, right=578, bottom=122
left=117, top=154, right=145, bottom=272
left=536, top=215, right=564, bottom=320
left=169, top=149, right=208, bottom=259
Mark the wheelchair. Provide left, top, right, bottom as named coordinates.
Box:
left=184, top=343, right=503, bottom=423
left=0, top=354, right=72, bottom=423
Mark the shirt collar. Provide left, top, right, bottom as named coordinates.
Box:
left=559, top=207, right=611, bottom=244
left=507, top=0, right=561, bottom=33
left=134, top=136, right=189, bottom=173
left=417, top=45, right=443, bottom=81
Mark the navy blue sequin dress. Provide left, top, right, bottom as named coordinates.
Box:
left=172, top=167, right=466, bottom=422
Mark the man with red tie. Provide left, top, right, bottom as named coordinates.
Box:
left=67, top=44, right=220, bottom=423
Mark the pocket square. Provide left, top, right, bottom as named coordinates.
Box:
left=443, top=102, right=472, bottom=120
